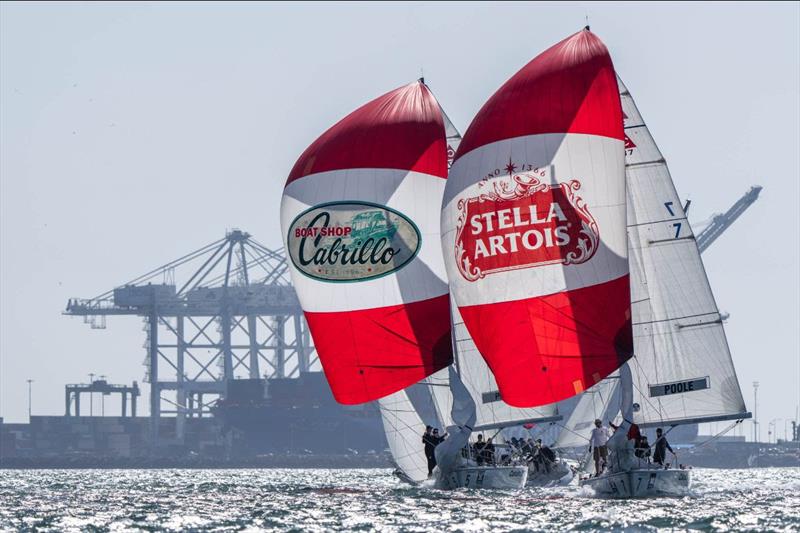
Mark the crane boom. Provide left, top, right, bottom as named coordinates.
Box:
left=696, top=186, right=762, bottom=253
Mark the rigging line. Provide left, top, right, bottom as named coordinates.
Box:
left=552, top=420, right=592, bottom=445
left=689, top=420, right=741, bottom=451
left=626, top=358, right=668, bottom=421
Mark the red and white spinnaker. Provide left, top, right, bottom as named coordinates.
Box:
left=281, top=81, right=452, bottom=404
left=441, top=29, right=633, bottom=407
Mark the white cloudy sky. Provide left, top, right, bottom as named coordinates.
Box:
left=1, top=1, right=798, bottom=441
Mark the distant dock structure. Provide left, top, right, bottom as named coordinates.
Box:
left=65, top=380, right=140, bottom=418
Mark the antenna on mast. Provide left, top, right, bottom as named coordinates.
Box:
left=585, top=13, right=590, bottom=31
left=419, top=67, right=425, bottom=85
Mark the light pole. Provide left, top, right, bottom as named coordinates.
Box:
left=752, top=381, right=759, bottom=443
left=26, top=379, right=33, bottom=421
left=770, top=419, right=783, bottom=443
left=100, top=375, right=107, bottom=416
left=89, top=373, right=95, bottom=417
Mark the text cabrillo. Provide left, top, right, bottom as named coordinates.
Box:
left=287, top=201, right=420, bottom=282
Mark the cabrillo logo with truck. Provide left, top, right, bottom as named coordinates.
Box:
left=287, top=201, right=421, bottom=282
left=454, top=161, right=600, bottom=281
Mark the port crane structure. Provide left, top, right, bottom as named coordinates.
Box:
left=65, top=230, right=314, bottom=445
left=65, top=187, right=761, bottom=446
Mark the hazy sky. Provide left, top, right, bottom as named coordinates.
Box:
left=1, top=2, right=798, bottom=441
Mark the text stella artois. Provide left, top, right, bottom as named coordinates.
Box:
left=454, top=164, right=599, bottom=281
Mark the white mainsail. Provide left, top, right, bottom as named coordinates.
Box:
left=619, top=75, right=749, bottom=427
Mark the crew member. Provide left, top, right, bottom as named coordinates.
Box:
left=538, top=439, right=556, bottom=473
left=652, top=428, right=676, bottom=466
left=627, top=423, right=650, bottom=460
left=589, top=419, right=610, bottom=476
left=422, top=425, right=436, bottom=477
left=473, top=434, right=486, bottom=465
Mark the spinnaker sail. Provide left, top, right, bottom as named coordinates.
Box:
left=441, top=28, right=633, bottom=408
left=451, top=305, right=560, bottom=431
left=619, top=75, right=749, bottom=427
left=281, top=81, right=453, bottom=404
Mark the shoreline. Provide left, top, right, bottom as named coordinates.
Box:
left=0, top=454, right=394, bottom=470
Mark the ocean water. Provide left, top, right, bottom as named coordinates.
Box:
left=0, top=468, right=798, bottom=532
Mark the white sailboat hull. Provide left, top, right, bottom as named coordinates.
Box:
left=579, top=468, right=691, bottom=498
left=438, top=465, right=528, bottom=490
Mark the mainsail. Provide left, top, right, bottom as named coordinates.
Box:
left=619, top=76, right=750, bottom=427
left=441, top=28, right=633, bottom=408
left=280, top=81, right=453, bottom=404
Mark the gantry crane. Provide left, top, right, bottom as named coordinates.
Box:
left=65, top=229, right=315, bottom=445
left=696, top=186, right=762, bottom=253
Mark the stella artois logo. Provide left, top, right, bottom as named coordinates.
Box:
left=454, top=160, right=599, bottom=282
left=287, top=201, right=421, bottom=282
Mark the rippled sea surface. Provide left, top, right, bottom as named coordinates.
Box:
left=1, top=468, right=798, bottom=532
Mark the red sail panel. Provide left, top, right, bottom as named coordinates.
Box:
left=287, top=82, right=448, bottom=184
left=281, top=82, right=452, bottom=405
left=455, top=28, right=624, bottom=161
left=305, top=294, right=452, bottom=404
left=441, top=29, right=632, bottom=408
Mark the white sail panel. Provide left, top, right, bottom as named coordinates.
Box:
left=451, top=305, right=560, bottom=431
left=378, top=390, right=429, bottom=483
left=620, top=76, right=748, bottom=427
left=555, top=377, right=619, bottom=449
left=426, top=367, right=453, bottom=428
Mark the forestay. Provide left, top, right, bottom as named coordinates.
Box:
left=619, top=76, right=749, bottom=427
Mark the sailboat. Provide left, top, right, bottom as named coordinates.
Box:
left=281, top=79, right=530, bottom=490
left=572, top=74, right=752, bottom=498
left=442, top=25, right=632, bottom=487
left=437, top=305, right=570, bottom=487
left=378, top=86, right=538, bottom=490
